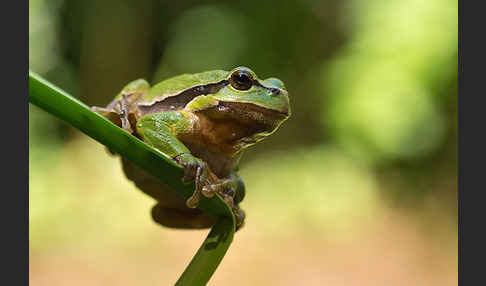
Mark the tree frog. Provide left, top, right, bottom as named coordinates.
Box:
left=91, top=67, right=290, bottom=230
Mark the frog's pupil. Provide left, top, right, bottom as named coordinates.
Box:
left=231, top=70, right=252, bottom=90
left=235, top=74, right=249, bottom=85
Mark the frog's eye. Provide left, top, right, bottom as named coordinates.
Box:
left=230, top=70, right=253, bottom=91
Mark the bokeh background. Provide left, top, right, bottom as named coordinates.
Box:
left=29, top=0, right=458, bottom=285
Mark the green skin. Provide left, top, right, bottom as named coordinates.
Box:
left=92, top=67, right=290, bottom=229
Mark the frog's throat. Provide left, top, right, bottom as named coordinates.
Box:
left=198, top=101, right=289, bottom=135
left=218, top=101, right=289, bottom=122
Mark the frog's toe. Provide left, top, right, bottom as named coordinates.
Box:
left=203, top=180, right=237, bottom=201
left=90, top=104, right=134, bottom=133
left=201, top=185, right=216, bottom=198
left=185, top=193, right=201, bottom=209
left=90, top=106, right=109, bottom=114
left=176, top=155, right=204, bottom=184
left=235, top=208, right=245, bottom=231
left=177, top=157, right=240, bottom=220
left=184, top=161, right=209, bottom=208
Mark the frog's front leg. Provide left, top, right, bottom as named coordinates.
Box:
left=136, top=112, right=246, bottom=228
left=91, top=95, right=136, bottom=133
left=91, top=79, right=149, bottom=133
left=136, top=112, right=217, bottom=207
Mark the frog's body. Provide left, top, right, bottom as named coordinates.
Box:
left=92, top=67, right=290, bottom=230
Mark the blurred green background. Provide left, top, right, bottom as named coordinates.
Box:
left=29, top=0, right=457, bottom=285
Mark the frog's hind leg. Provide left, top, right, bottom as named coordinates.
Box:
left=151, top=203, right=214, bottom=229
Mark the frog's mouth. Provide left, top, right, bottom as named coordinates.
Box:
left=200, top=101, right=289, bottom=133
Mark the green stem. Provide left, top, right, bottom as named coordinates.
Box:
left=29, top=71, right=235, bottom=286
left=176, top=217, right=234, bottom=285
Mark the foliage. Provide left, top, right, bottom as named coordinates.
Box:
left=29, top=0, right=457, bottom=284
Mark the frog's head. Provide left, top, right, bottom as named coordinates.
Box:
left=211, top=66, right=291, bottom=135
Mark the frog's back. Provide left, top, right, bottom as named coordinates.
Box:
left=144, top=70, right=229, bottom=102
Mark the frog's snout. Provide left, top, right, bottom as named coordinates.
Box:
left=282, top=104, right=291, bottom=117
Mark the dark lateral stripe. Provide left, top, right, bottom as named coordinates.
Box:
left=251, top=79, right=280, bottom=95
left=138, top=80, right=229, bottom=114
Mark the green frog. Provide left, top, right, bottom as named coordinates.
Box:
left=92, top=67, right=290, bottom=230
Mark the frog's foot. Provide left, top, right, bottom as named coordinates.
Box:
left=172, top=153, right=212, bottom=208
left=194, top=176, right=247, bottom=229
left=184, top=170, right=237, bottom=210
left=234, top=206, right=245, bottom=231
left=200, top=179, right=238, bottom=207
left=90, top=94, right=138, bottom=134
left=190, top=177, right=246, bottom=229
left=174, top=153, right=246, bottom=229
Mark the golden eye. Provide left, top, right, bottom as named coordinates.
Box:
left=230, top=70, right=253, bottom=91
